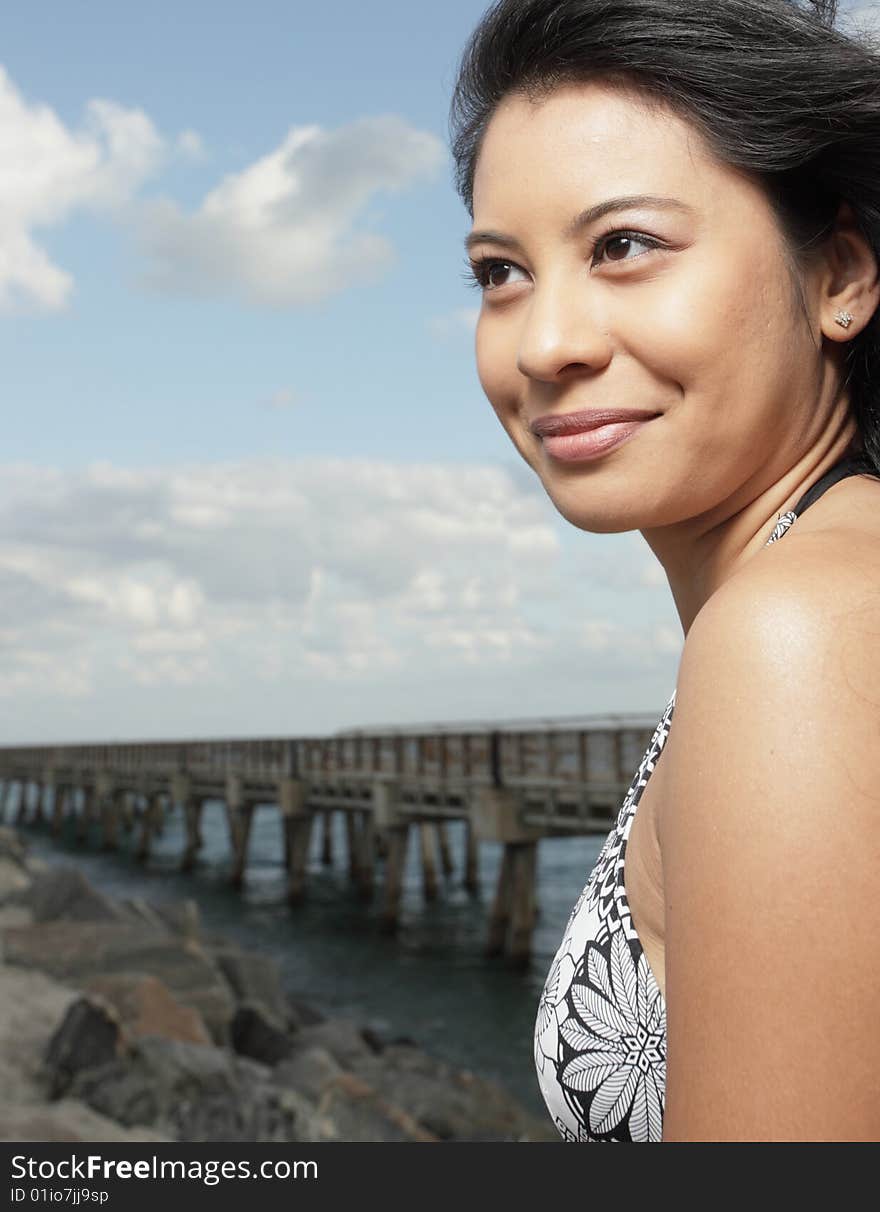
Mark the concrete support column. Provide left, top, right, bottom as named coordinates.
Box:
left=374, top=828, right=389, bottom=861
left=51, top=784, right=68, bottom=836
left=225, top=774, right=253, bottom=889
left=419, top=822, right=438, bottom=902
left=121, top=791, right=137, bottom=835
left=95, top=775, right=118, bottom=851
left=136, top=791, right=163, bottom=864
left=473, top=786, right=541, bottom=963
left=76, top=785, right=95, bottom=845
left=486, top=843, right=516, bottom=957
left=279, top=777, right=312, bottom=904
left=181, top=799, right=204, bottom=873
left=14, top=781, right=29, bottom=826
left=319, top=809, right=333, bottom=865
left=171, top=774, right=199, bottom=873
left=33, top=779, right=48, bottom=827
left=343, top=812, right=358, bottom=884
left=356, top=809, right=375, bottom=901
left=507, top=841, right=538, bottom=966
left=0, top=779, right=12, bottom=823
left=374, top=781, right=409, bottom=933
left=436, top=821, right=454, bottom=877
left=463, top=818, right=480, bottom=894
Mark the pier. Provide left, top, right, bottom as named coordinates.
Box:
left=0, top=710, right=659, bottom=965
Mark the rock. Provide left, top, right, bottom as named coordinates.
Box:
left=1, top=922, right=236, bottom=1044
left=213, top=948, right=291, bottom=1026
left=0, top=1099, right=173, bottom=1142
left=0, top=904, right=33, bottom=933
left=152, top=899, right=200, bottom=940
left=16, top=867, right=126, bottom=924
left=230, top=1003, right=294, bottom=1066
left=359, top=1026, right=386, bottom=1055
left=309, top=1070, right=439, bottom=1143
left=285, top=1018, right=377, bottom=1069
left=119, top=898, right=168, bottom=931
left=44, top=996, right=122, bottom=1098
left=67, top=1036, right=325, bottom=1143
left=287, top=994, right=325, bottom=1028
left=0, top=967, right=82, bottom=1106
left=331, top=1042, right=559, bottom=1142
left=85, top=974, right=212, bottom=1048
left=0, top=827, right=29, bottom=868
left=0, top=857, right=30, bottom=900
left=273, top=1046, right=343, bottom=1102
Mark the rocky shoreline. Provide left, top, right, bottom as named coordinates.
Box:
left=0, top=826, right=558, bottom=1142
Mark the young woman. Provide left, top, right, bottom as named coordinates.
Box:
left=449, top=0, right=880, bottom=1141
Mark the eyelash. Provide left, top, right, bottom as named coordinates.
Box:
left=461, top=229, right=663, bottom=292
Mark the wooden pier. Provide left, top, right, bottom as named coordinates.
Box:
left=0, top=709, right=659, bottom=965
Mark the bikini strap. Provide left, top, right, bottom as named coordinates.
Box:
left=788, top=453, right=877, bottom=519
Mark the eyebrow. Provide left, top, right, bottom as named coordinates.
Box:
left=464, top=194, right=696, bottom=255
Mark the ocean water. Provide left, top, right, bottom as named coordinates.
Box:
left=17, top=800, right=605, bottom=1121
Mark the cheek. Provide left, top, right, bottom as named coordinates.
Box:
left=475, top=318, right=515, bottom=415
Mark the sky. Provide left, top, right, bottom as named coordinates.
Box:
left=0, top=0, right=875, bottom=744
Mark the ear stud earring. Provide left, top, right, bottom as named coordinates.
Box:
left=834, top=310, right=854, bottom=329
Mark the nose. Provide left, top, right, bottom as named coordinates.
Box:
left=515, top=278, right=613, bottom=382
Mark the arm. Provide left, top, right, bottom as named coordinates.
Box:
left=659, top=556, right=880, bottom=1141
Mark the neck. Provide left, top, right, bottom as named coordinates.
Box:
left=640, top=419, right=862, bottom=638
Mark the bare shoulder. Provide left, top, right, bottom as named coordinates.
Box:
left=659, top=528, right=880, bottom=1141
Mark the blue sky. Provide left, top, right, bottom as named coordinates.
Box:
left=0, top=0, right=872, bottom=743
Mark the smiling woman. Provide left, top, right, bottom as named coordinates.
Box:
left=448, top=0, right=880, bottom=1142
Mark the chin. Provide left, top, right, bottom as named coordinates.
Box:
left=547, top=495, right=641, bottom=535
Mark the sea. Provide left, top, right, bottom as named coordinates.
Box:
left=17, top=803, right=607, bottom=1122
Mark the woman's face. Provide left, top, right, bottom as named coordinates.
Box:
left=468, top=82, right=830, bottom=533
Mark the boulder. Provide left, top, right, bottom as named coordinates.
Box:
left=0, top=857, right=30, bottom=900
left=0, top=1099, right=173, bottom=1142
left=44, top=996, right=122, bottom=1098
left=328, top=1041, right=560, bottom=1142
left=287, top=994, right=325, bottom=1028
left=119, top=898, right=168, bottom=931
left=212, top=948, right=291, bottom=1026
left=1, top=921, right=236, bottom=1044
left=67, top=1036, right=325, bottom=1143
left=152, top=899, right=200, bottom=940
left=230, top=1003, right=294, bottom=1066
left=15, top=867, right=126, bottom=924
left=85, top=974, right=212, bottom=1048
left=273, top=1045, right=343, bottom=1102
left=283, top=1017, right=378, bottom=1070
left=0, top=827, right=29, bottom=869
left=308, top=1070, right=439, bottom=1143
left=0, top=966, right=80, bottom=1105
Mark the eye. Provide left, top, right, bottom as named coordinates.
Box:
left=590, top=229, right=662, bottom=267
left=462, top=256, right=528, bottom=292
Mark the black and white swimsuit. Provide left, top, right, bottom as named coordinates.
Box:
left=533, top=454, right=877, bottom=1143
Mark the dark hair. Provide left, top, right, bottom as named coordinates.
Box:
left=448, top=0, right=880, bottom=477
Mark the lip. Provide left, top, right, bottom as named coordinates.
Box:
left=538, top=416, right=659, bottom=463
left=529, top=408, right=662, bottom=437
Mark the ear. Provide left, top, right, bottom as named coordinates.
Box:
left=820, top=200, right=880, bottom=343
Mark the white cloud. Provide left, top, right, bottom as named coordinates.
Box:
left=132, top=115, right=446, bottom=307
left=0, top=456, right=681, bottom=737
left=0, top=66, right=165, bottom=312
